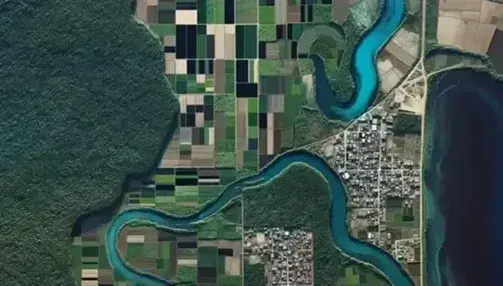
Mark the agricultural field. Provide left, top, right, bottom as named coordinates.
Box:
left=68, top=0, right=424, bottom=285
left=7, top=0, right=503, bottom=284
left=137, top=0, right=353, bottom=161
left=72, top=170, right=243, bottom=285
left=73, top=203, right=242, bottom=285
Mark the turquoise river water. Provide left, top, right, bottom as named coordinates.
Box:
left=106, top=0, right=409, bottom=284
left=311, top=0, right=405, bottom=121
left=107, top=151, right=413, bottom=285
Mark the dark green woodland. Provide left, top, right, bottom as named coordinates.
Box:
left=243, top=164, right=389, bottom=285
left=0, top=0, right=178, bottom=284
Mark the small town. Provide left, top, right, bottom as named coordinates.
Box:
left=244, top=228, right=314, bottom=286
left=313, top=97, right=421, bottom=262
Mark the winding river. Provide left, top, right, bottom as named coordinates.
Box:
left=107, top=151, right=413, bottom=285
left=106, top=0, right=409, bottom=284
left=312, top=0, right=406, bottom=121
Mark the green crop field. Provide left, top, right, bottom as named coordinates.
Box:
left=0, top=0, right=425, bottom=284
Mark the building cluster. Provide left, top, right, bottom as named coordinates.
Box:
left=316, top=98, right=421, bottom=250
left=394, top=237, right=421, bottom=263
left=244, top=228, right=313, bottom=286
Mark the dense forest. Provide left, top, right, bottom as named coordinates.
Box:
left=0, top=0, right=178, bottom=284
left=243, top=164, right=389, bottom=285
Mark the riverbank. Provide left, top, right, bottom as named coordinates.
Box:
left=95, top=0, right=412, bottom=284
left=243, top=164, right=391, bottom=285
left=105, top=150, right=414, bottom=285
left=309, top=0, right=407, bottom=120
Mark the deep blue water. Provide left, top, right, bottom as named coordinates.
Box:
left=107, top=150, right=413, bottom=285
left=425, top=69, right=503, bottom=286
left=311, top=0, right=406, bottom=121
